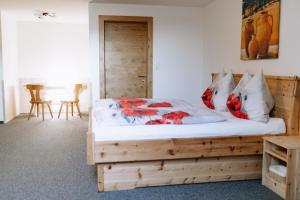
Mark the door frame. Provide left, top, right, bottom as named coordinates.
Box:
left=99, top=15, right=153, bottom=98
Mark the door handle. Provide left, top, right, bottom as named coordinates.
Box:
left=138, top=75, right=147, bottom=78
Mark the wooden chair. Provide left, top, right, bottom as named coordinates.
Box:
left=26, top=84, right=53, bottom=120
left=58, top=84, right=83, bottom=120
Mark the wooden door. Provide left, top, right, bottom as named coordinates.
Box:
left=99, top=16, right=153, bottom=99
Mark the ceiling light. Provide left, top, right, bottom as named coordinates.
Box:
left=34, top=11, right=56, bottom=19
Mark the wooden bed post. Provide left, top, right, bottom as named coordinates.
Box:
left=87, top=107, right=95, bottom=165
left=97, top=164, right=105, bottom=192
left=291, top=77, right=300, bottom=136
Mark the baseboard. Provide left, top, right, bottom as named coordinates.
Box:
left=4, top=116, right=17, bottom=123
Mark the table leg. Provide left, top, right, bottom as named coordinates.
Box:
left=66, top=103, right=69, bottom=120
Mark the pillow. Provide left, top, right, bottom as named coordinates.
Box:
left=226, top=72, right=275, bottom=122
left=201, top=71, right=224, bottom=109
left=232, top=71, right=252, bottom=93
left=202, top=71, right=235, bottom=111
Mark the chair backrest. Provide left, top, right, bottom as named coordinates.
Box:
left=26, top=84, right=44, bottom=102
left=74, top=84, right=84, bottom=102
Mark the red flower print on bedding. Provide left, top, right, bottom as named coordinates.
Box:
left=201, top=88, right=215, bottom=109
left=117, top=97, right=147, bottom=108
left=148, top=102, right=173, bottom=108
left=226, top=94, right=248, bottom=119
left=146, top=119, right=170, bottom=125
left=121, top=108, right=159, bottom=117
left=162, top=111, right=191, bottom=124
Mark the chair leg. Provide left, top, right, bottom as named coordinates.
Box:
left=75, top=103, right=82, bottom=118
left=47, top=103, right=53, bottom=119
left=28, top=103, right=34, bottom=120
left=71, top=103, right=74, bottom=116
left=66, top=103, right=69, bottom=120
left=42, top=103, right=45, bottom=121
left=37, top=103, right=39, bottom=118
left=58, top=103, right=63, bottom=119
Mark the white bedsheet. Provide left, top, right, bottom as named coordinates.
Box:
left=93, top=109, right=286, bottom=141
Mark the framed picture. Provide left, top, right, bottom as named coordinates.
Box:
left=241, top=0, right=281, bottom=60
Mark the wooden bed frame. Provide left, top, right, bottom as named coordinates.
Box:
left=87, top=74, right=300, bottom=192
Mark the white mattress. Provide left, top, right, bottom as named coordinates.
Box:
left=93, top=110, right=286, bottom=142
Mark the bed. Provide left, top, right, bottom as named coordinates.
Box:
left=87, top=74, right=300, bottom=192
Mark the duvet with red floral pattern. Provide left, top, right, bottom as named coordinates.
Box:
left=93, top=98, right=226, bottom=126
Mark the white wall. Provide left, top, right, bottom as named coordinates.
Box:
left=0, top=14, right=4, bottom=122
left=17, top=22, right=90, bottom=114
left=203, top=0, right=300, bottom=76
left=89, top=3, right=206, bottom=104
left=1, top=12, right=19, bottom=123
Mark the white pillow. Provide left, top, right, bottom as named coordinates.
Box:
left=232, top=71, right=252, bottom=93
left=201, top=71, right=224, bottom=109
left=211, top=70, right=225, bottom=88
left=226, top=72, right=275, bottom=122
left=202, top=71, right=235, bottom=111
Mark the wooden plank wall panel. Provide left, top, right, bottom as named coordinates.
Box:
left=99, top=156, right=262, bottom=192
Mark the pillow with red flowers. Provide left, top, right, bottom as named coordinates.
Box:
left=202, top=71, right=235, bottom=111
left=226, top=72, right=275, bottom=122
left=201, top=71, right=224, bottom=109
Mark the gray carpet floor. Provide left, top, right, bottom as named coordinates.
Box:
left=0, top=116, right=282, bottom=200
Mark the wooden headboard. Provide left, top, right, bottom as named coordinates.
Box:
left=212, top=74, right=300, bottom=136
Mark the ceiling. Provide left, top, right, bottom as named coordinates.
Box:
left=0, top=0, right=90, bottom=23
left=91, top=0, right=215, bottom=7
left=0, top=0, right=214, bottom=23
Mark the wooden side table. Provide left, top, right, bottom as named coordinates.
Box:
left=262, top=136, right=300, bottom=200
